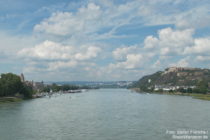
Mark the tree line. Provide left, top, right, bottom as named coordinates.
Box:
left=0, top=73, right=33, bottom=98
left=42, top=83, right=92, bottom=92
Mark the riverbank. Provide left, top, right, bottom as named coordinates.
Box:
left=131, top=88, right=210, bottom=101
left=0, top=89, right=87, bottom=104
left=188, top=93, right=210, bottom=101
left=0, top=97, right=23, bottom=103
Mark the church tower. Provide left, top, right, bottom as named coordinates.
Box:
left=20, top=73, right=25, bottom=82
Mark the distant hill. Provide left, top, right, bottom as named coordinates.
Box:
left=134, top=67, right=210, bottom=88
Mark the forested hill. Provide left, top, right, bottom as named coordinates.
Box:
left=134, top=67, right=210, bottom=90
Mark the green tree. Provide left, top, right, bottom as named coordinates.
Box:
left=21, top=84, right=33, bottom=98
left=186, top=88, right=193, bottom=93
left=0, top=73, right=34, bottom=98
left=51, top=83, right=61, bottom=92
left=42, top=86, right=51, bottom=92
left=0, top=73, right=22, bottom=96
left=193, top=80, right=208, bottom=94
left=178, top=88, right=186, bottom=93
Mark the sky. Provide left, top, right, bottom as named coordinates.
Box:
left=0, top=0, right=210, bottom=81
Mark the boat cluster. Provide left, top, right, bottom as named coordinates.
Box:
left=33, top=89, right=87, bottom=98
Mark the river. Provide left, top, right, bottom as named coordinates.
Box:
left=0, top=89, right=209, bottom=140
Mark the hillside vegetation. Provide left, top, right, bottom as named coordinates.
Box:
left=134, top=67, right=210, bottom=94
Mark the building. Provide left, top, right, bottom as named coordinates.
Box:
left=20, top=73, right=45, bottom=92
left=154, top=85, right=195, bottom=91
left=20, top=73, right=25, bottom=82
left=33, top=81, right=44, bottom=92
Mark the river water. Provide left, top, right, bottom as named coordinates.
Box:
left=0, top=89, right=209, bottom=140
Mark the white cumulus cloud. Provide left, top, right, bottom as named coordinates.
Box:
left=18, top=40, right=74, bottom=60
left=109, top=54, right=143, bottom=70
left=184, top=38, right=210, bottom=54
left=74, top=46, right=101, bottom=61
left=34, top=3, right=102, bottom=36
left=144, top=27, right=194, bottom=55
left=18, top=40, right=102, bottom=71
left=112, top=45, right=138, bottom=60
